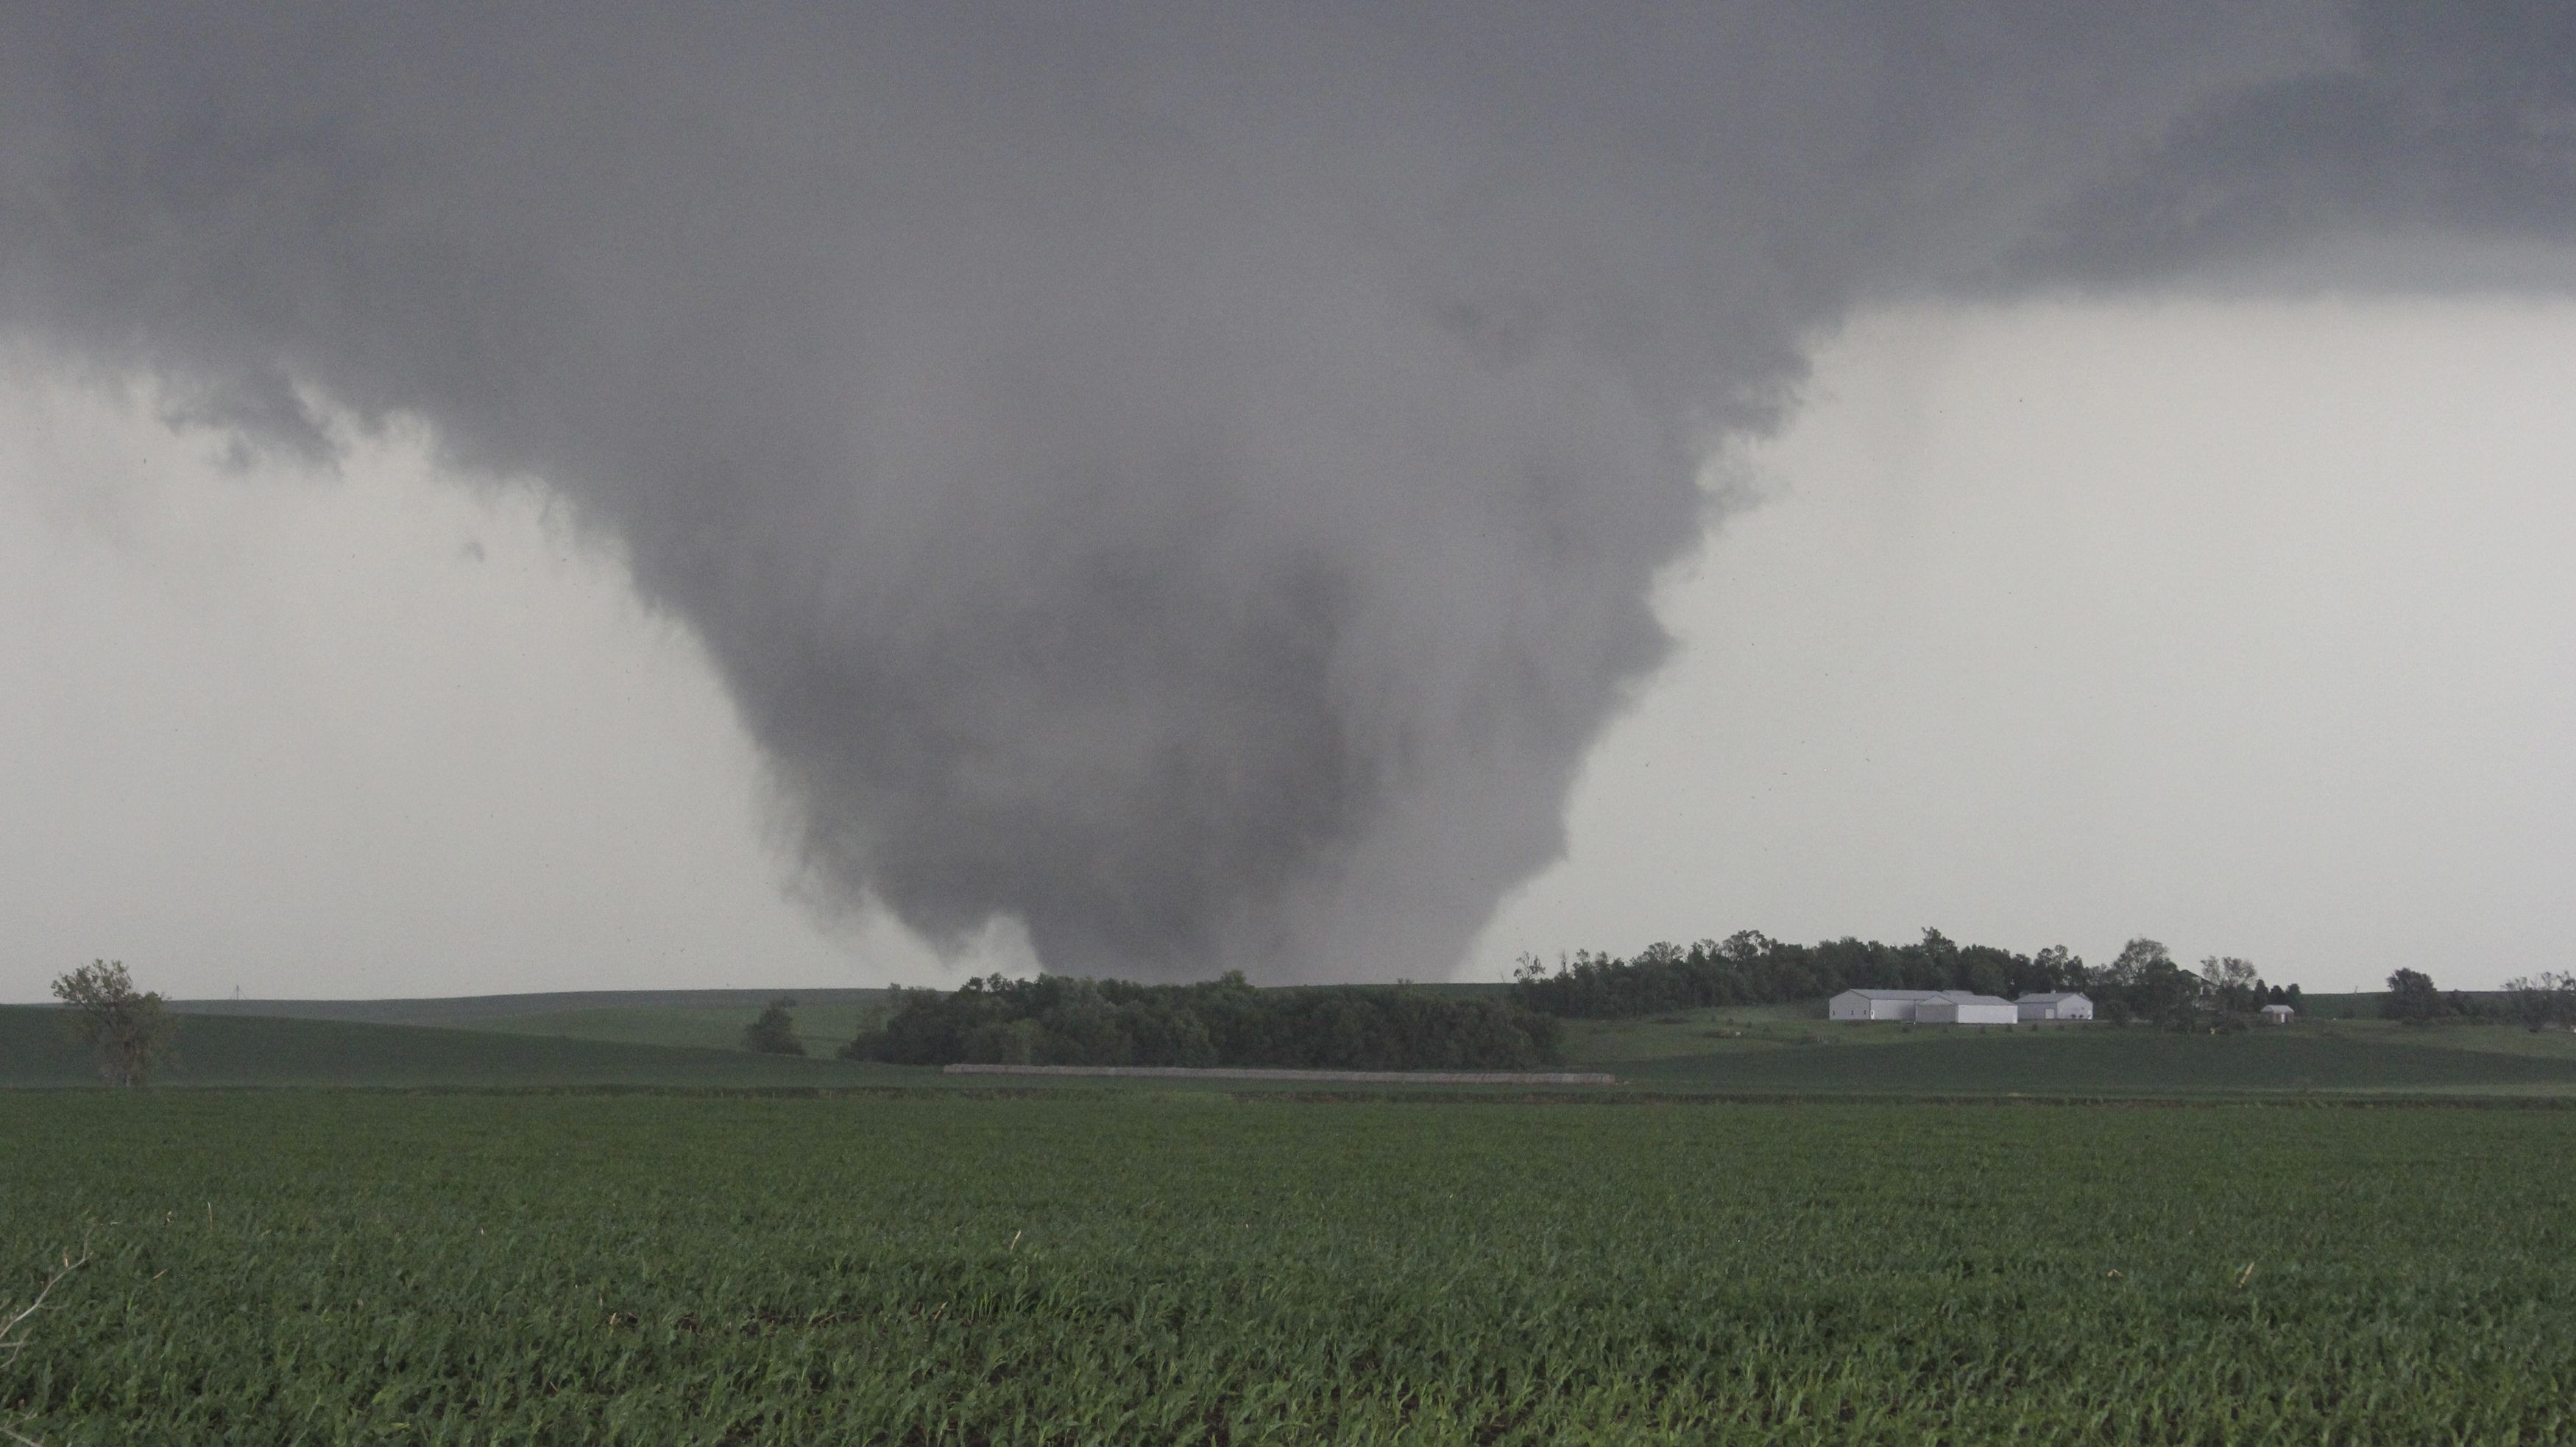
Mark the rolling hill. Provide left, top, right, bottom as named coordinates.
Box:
left=0, top=1006, right=892, bottom=1089
left=1588, top=1013, right=2576, bottom=1096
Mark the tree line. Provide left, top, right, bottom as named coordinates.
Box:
left=1507, top=930, right=2304, bottom=1030
left=2388, top=968, right=2576, bottom=1029
left=843, top=972, right=1563, bottom=1070
left=2500, top=972, right=2576, bottom=1030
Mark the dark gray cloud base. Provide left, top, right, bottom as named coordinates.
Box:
left=1, top=4, right=2567, bottom=980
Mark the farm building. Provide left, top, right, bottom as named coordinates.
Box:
left=1828, top=989, right=2020, bottom=1025
left=2017, top=992, right=2094, bottom=1022
left=1916, top=991, right=2019, bottom=1025
left=1827, top=989, right=1945, bottom=1022
left=2261, top=1003, right=2296, bottom=1025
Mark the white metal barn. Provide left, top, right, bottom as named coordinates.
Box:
left=1914, top=991, right=2019, bottom=1025
left=2261, top=1004, right=2296, bottom=1025
left=1829, top=989, right=2020, bottom=1024
left=1827, top=989, right=1945, bottom=1022
left=2015, top=992, right=2094, bottom=1022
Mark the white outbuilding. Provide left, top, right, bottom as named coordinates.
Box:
left=1914, top=991, right=2020, bottom=1025
left=1828, top=989, right=1945, bottom=1022
left=2260, top=1003, right=2296, bottom=1025
left=2015, top=992, right=2094, bottom=1022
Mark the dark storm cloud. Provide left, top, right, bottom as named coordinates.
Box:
left=0, top=3, right=2564, bottom=980
left=2032, top=1, right=2576, bottom=281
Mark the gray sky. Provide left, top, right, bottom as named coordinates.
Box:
left=1468, top=298, right=2576, bottom=991
left=6, top=294, right=2570, bottom=999
left=3, top=4, right=2574, bottom=997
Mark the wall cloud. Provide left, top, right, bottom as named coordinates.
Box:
left=1, top=3, right=2568, bottom=979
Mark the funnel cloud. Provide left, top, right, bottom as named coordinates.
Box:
left=1, top=4, right=2569, bottom=980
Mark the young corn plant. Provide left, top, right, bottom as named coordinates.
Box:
left=0, top=1234, right=90, bottom=1447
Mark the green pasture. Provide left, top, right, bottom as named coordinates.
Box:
left=4, top=1094, right=2571, bottom=1444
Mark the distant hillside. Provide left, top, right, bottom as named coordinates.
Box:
left=163, top=984, right=1510, bottom=1058
left=165, top=987, right=894, bottom=1027
left=1600, top=1018, right=2576, bottom=1097
left=0, top=1006, right=895, bottom=1089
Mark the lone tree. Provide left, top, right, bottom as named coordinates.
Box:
left=2383, top=968, right=2446, bottom=1025
left=743, top=997, right=806, bottom=1055
left=50, top=960, right=179, bottom=1087
left=2098, top=938, right=2203, bottom=1028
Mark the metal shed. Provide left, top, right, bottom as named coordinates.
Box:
left=2015, top=992, right=2094, bottom=1022
left=1827, top=989, right=1944, bottom=1022
left=1914, top=991, right=2019, bottom=1025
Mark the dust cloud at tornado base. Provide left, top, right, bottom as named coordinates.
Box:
left=1, top=4, right=2571, bottom=980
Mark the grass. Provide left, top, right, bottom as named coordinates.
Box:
left=2, top=1093, right=2571, bottom=1443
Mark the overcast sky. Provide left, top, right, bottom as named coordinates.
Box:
left=1471, top=297, right=2576, bottom=991
left=7, top=294, right=2569, bottom=1000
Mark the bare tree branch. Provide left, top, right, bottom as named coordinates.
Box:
left=0, top=1232, right=93, bottom=1447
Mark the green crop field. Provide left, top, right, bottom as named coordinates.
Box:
left=3, top=1092, right=2572, bottom=1444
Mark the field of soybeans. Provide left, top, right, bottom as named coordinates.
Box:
left=4, top=1093, right=2572, bottom=1444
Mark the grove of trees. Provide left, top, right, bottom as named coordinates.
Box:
left=1507, top=930, right=2302, bottom=1030
left=2376, top=968, right=2531, bottom=1026
left=846, top=973, right=1562, bottom=1071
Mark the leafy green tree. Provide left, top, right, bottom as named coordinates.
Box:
left=742, top=997, right=807, bottom=1055
left=2382, top=969, right=2446, bottom=1025
left=2101, top=937, right=2170, bottom=982
left=50, top=960, right=178, bottom=1087
left=2030, top=945, right=2084, bottom=992
left=2091, top=939, right=2202, bottom=1027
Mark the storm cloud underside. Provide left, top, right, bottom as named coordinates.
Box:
left=1, top=3, right=2569, bottom=980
